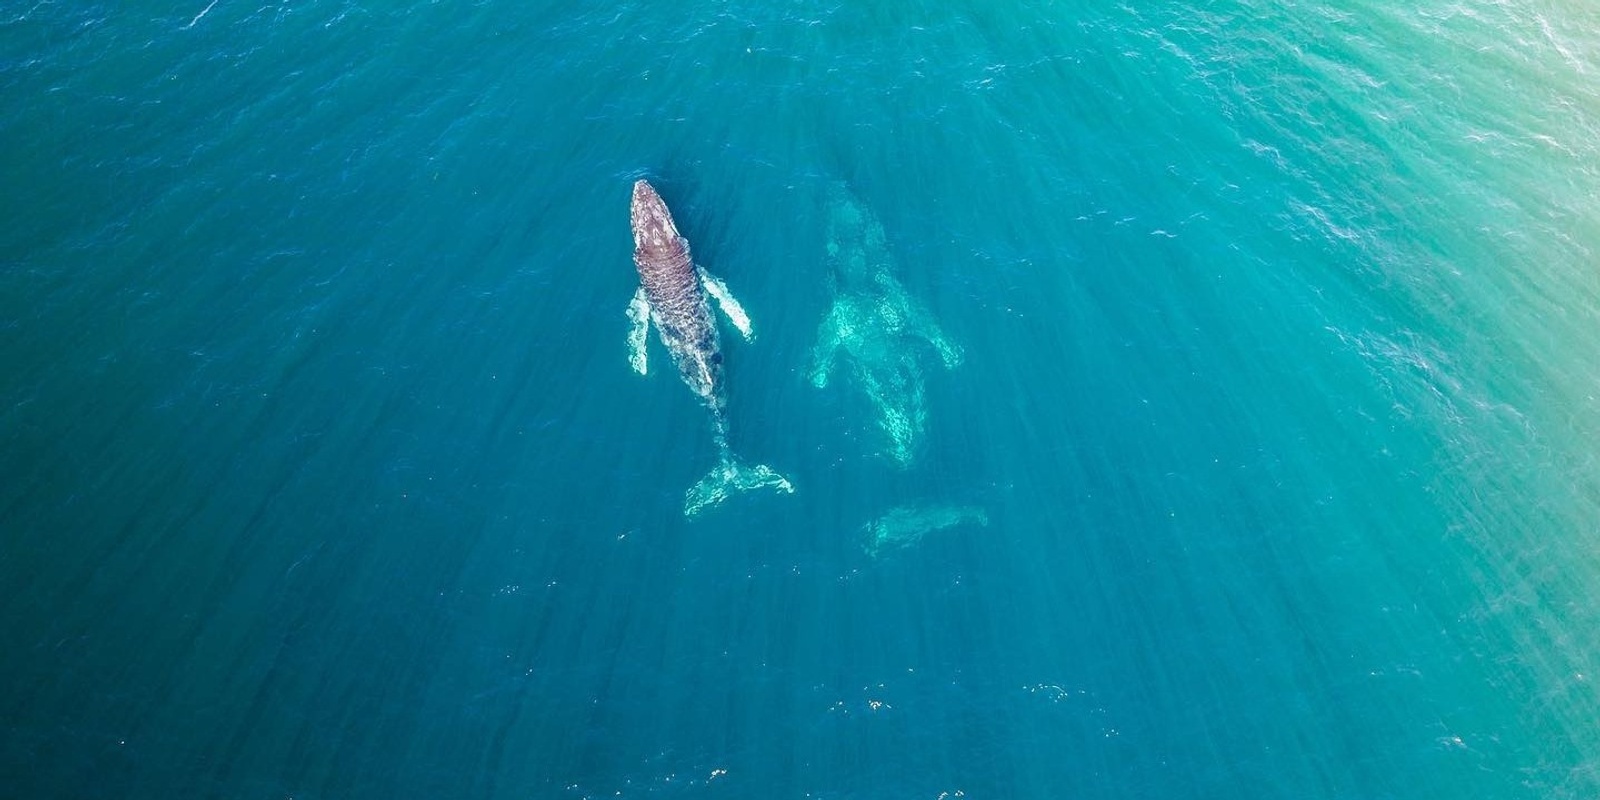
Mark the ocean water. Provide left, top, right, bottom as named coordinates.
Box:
left=4, top=1, right=1600, bottom=798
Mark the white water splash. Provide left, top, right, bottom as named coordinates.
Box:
left=181, top=0, right=219, bottom=30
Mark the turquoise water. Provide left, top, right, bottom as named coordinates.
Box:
left=5, top=2, right=1600, bottom=797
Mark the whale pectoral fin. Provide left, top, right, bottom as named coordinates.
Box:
left=626, top=286, right=651, bottom=375
left=809, top=356, right=834, bottom=389
left=903, top=297, right=963, bottom=369
left=923, top=326, right=963, bottom=369
left=807, top=304, right=845, bottom=389
left=698, top=267, right=755, bottom=342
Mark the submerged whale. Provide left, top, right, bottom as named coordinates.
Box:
left=863, top=503, right=989, bottom=558
left=626, top=179, right=793, bottom=517
left=810, top=183, right=963, bottom=467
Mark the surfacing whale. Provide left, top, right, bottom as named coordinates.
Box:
left=626, top=179, right=793, bottom=517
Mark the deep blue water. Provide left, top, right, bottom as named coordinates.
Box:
left=4, top=2, right=1600, bottom=798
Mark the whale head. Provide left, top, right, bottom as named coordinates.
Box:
left=630, top=179, right=683, bottom=254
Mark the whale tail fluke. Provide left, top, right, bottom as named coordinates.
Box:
left=684, top=456, right=794, bottom=518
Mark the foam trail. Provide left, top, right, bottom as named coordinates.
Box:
left=182, top=0, right=219, bottom=30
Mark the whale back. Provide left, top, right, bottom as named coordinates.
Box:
left=629, top=180, right=724, bottom=409
left=631, top=181, right=701, bottom=316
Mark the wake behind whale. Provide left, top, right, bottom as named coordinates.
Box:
left=625, top=179, right=793, bottom=517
